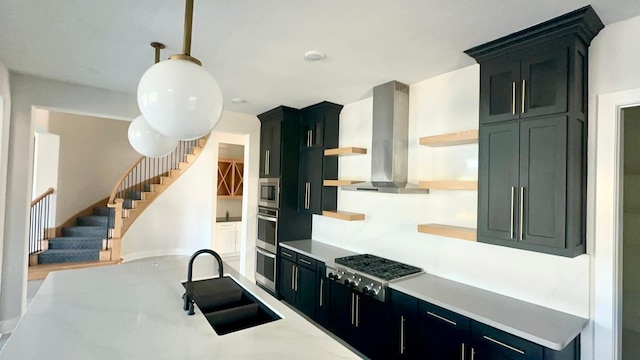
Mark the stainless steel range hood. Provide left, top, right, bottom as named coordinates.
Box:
left=343, top=81, right=428, bottom=194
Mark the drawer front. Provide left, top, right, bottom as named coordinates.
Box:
left=472, top=320, right=542, bottom=360
left=280, top=248, right=298, bottom=263
left=297, top=254, right=317, bottom=270
left=419, top=300, right=471, bottom=331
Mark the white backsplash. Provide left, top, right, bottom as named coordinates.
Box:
left=312, top=65, right=589, bottom=318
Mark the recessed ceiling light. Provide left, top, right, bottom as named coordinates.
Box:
left=304, top=50, right=325, bottom=61
left=231, top=98, right=246, bottom=104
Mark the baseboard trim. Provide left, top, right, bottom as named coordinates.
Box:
left=122, top=249, right=196, bottom=263
left=0, top=317, right=19, bottom=334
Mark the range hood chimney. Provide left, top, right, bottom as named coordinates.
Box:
left=343, top=81, right=428, bottom=194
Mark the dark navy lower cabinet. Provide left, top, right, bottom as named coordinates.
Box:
left=390, top=290, right=419, bottom=359
left=388, top=291, right=580, bottom=360
left=328, top=281, right=391, bottom=360
left=419, top=300, right=471, bottom=359
left=315, top=263, right=330, bottom=328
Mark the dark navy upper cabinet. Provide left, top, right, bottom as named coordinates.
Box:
left=467, top=6, right=603, bottom=257
left=298, top=102, right=342, bottom=215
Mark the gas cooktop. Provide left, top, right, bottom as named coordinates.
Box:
left=334, top=254, right=422, bottom=281
left=328, top=254, right=423, bottom=302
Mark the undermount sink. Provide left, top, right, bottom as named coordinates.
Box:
left=182, top=276, right=280, bottom=335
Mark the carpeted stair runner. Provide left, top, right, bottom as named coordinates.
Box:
left=37, top=206, right=114, bottom=265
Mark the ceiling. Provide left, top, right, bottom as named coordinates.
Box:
left=1, top=1, right=639, bottom=116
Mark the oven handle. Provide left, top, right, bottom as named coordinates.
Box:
left=256, top=248, right=276, bottom=259
left=257, top=215, right=277, bottom=222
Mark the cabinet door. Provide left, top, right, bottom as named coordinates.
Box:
left=215, top=223, right=236, bottom=254
left=260, top=120, right=281, bottom=178
left=390, top=290, right=419, bottom=359
left=520, top=42, right=568, bottom=119
left=419, top=301, right=471, bottom=360
left=316, top=264, right=330, bottom=328
left=329, top=281, right=355, bottom=345
left=296, top=265, right=317, bottom=318
left=519, top=116, right=567, bottom=248
left=471, top=321, right=542, bottom=360
left=300, top=113, right=324, bottom=150
left=480, top=57, right=521, bottom=124
left=279, top=258, right=296, bottom=304
left=357, top=294, right=391, bottom=360
left=298, top=149, right=323, bottom=214
left=478, top=123, right=520, bottom=243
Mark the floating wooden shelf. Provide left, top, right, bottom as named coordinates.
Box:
left=419, top=130, right=478, bottom=147
left=324, top=147, right=367, bottom=156
left=418, top=181, right=478, bottom=190
left=417, top=224, right=477, bottom=241
left=322, top=210, right=365, bottom=221
left=323, top=180, right=364, bottom=186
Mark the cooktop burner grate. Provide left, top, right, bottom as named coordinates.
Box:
left=334, top=254, right=422, bottom=281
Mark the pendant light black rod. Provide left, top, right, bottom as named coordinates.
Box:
left=183, top=0, right=194, bottom=56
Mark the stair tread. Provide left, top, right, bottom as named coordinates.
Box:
left=49, top=236, right=103, bottom=241
left=40, top=249, right=99, bottom=254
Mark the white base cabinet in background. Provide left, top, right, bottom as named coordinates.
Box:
left=215, top=221, right=241, bottom=255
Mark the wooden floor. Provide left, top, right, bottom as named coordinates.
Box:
left=28, top=259, right=122, bottom=281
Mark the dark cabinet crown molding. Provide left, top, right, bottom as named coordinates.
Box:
left=257, top=106, right=300, bottom=123
left=464, top=5, right=604, bottom=63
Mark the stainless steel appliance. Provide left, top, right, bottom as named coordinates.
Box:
left=326, top=254, right=423, bottom=302
left=255, top=206, right=278, bottom=292
left=255, top=246, right=277, bottom=292
left=258, top=178, right=280, bottom=208
left=256, top=207, right=278, bottom=253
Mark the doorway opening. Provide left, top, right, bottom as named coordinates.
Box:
left=213, top=136, right=245, bottom=272
left=622, top=106, right=640, bottom=358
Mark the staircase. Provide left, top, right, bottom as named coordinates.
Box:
left=28, top=136, right=209, bottom=280
left=37, top=206, right=112, bottom=264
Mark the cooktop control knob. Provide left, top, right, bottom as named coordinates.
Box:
left=328, top=272, right=335, bottom=280
left=362, top=286, right=370, bottom=295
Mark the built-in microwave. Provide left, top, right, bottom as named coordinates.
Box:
left=258, top=178, right=280, bottom=209
left=256, top=207, right=278, bottom=253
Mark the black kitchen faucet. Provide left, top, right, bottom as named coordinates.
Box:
left=182, top=249, right=224, bottom=315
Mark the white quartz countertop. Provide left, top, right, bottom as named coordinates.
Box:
left=0, top=256, right=359, bottom=360
left=389, top=274, right=588, bottom=351
left=280, top=240, right=357, bottom=268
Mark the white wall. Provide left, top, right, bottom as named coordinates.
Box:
left=0, top=72, right=138, bottom=333
left=122, top=111, right=260, bottom=279
left=0, top=60, right=12, bottom=325
left=48, top=112, right=140, bottom=225
left=589, top=15, right=640, bottom=360
left=313, top=65, right=590, bottom=318
left=32, top=131, right=60, bottom=233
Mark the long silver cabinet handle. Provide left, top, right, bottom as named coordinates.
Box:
left=427, top=311, right=457, bottom=326
left=400, top=316, right=405, bottom=355
left=291, top=265, right=295, bottom=290
left=351, top=293, right=355, bottom=325
left=461, top=343, right=465, bottom=360
left=521, top=79, right=526, bottom=114
left=483, top=335, right=525, bottom=355
left=511, top=82, right=516, bottom=115
left=519, top=187, right=524, bottom=241
left=471, top=347, right=475, bottom=360
left=299, top=258, right=312, bottom=265
left=355, top=295, right=360, bottom=328
left=295, top=266, right=298, bottom=291
left=319, top=279, right=324, bottom=307
left=265, top=150, right=270, bottom=175
left=510, top=186, right=515, bottom=239
left=281, top=251, right=292, bottom=258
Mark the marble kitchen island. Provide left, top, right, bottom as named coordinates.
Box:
left=0, top=256, right=359, bottom=359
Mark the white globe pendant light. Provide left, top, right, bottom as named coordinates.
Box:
left=138, top=59, right=223, bottom=140
left=128, top=115, right=178, bottom=158
left=137, top=0, right=223, bottom=140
